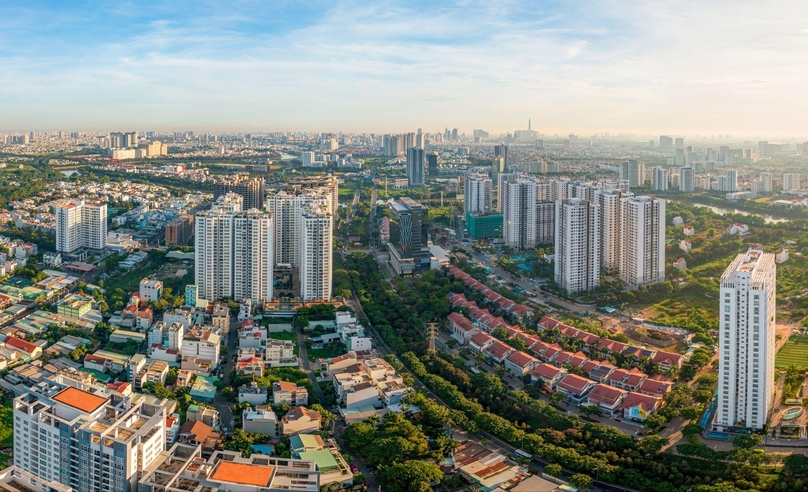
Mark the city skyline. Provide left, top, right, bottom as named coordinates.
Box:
left=3, top=1, right=808, bottom=137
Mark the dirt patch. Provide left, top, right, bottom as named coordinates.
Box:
left=776, top=322, right=795, bottom=353
left=624, top=325, right=682, bottom=349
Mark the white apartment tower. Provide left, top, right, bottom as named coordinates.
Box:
left=555, top=199, right=601, bottom=293
left=195, top=203, right=236, bottom=302
left=726, top=169, right=738, bottom=192
left=679, top=167, right=694, bottom=193
left=267, top=189, right=329, bottom=268
left=619, top=196, right=666, bottom=290
left=233, top=210, right=274, bottom=302
left=300, top=203, right=333, bottom=301
left=502, top=178, right=537, bottom=249
left=55, top=200, right=108, bottom=253
left=464, top=174, right=492, bottom=214
left=13, top=375, right=169, bottom=492
left=652, top=167, right=669, bottom=192
left=596, top=189, right=624, bottom=274
left=619, top=160, right=641, bottom=188
left=759, top=172, right=773, bottom=193
left=495, top=172, right=518, bottom=213
left=783, top=173, right=801, bottom=191
left=715, top=248, right=776, bottom=431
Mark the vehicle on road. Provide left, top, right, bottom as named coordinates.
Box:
left=350, top=464, right=359, bottom=474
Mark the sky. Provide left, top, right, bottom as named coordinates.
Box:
left=2, top=0, right=808, bottom=138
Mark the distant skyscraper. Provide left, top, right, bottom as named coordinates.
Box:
left=299, top=202, right=333, bottom=301
left=759, top=172, right=773, bottom=193
left=715, top=247, right=776, bottom=432
left=555, top=199, right=600, bottom=294
left=675, top=137, right=684, bottom=149
left=464, top=174, right=492, bottom=214
left=427, top=153, right=438, bottom=175
left=388, top=198, right=426, bottom=275
left=619, top=160, right=641, bottom=188
left=619, top=196, right=665, bottom=290
left=494, top=145, right=510, bottom=172
left=55, top=200, right=107, bottom=254
left=502, top=177, right=537, bottom=249
left=652, top=166, right=669, bottom=192
left=659, top=135, right=673, bottom=149
left=679, top=167, right=694, bottom=193
left=213, top=176, right=265, bottom=210
left=595, top=189, right=623, bottom=274
left=725, top=169, right=737, bottom=192
left=783, top=173, right=801, bottom=191
left=406, top=147, right=425, bottom=187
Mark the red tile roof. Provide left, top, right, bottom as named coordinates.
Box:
left=506, top=351, right=538, bottom=369
left=531, top=363, right=565, bottom=380
left=4, top=336, right=38, bottom=355
left=486, top=341, right=514, bottom=360
left=556, top=374, right=594, bottom=394
left=586, top=384, right=628, bottom=407
left=619, top=392, right=662, bottom=413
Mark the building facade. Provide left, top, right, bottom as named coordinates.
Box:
left=619, top=196, right=666, bottom=290
left=299, top=203, right=333, bottom=301
left=55, top=200, right=108, bottom=254
left=555, top=199, right=601, bottom=293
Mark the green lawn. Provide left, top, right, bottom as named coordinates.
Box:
left=776, top=335, right=808, bottom=370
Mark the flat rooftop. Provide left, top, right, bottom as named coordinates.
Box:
left=210, top=462, right=274, bottom=487
left=52, top=386, right=107, bottom=414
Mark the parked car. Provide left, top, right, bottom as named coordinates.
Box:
left=350, top=464, right=359, bottom=474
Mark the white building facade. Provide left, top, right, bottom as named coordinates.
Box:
left=555, top=199, right=601, bottom=293
left=619, top=196, right=666, bottom=290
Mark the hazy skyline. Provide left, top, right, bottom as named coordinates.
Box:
left=2, top=1, right=808, bottom=138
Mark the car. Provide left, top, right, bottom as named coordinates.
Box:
left=507, top=384, right=515, bottom=390
left=350, top=464, right=359, bottom=474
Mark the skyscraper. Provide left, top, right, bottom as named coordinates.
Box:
left=502, top=177, right=537, bottom=249
left=659, top=135, right=673, bottom=149
left=267, top=188, right=330, bottom=268
left=595, top=189, right=623, bottom=274
left=55, top=200, right=107, bottom=254
left=213, top=176, right=265, bottom=210
left=427, top=153, right=438, bottom=175
left=388, top=198, right=426, bottom=275
left=299, top=202, right=333, bottom=301
left=619, top=160, right=641, bottom=188
left=679, top=166, right=694, bottom=193
left=494, top=144, right=509, bottom=171
left=406, top=147, right=425, bottom=187
left=715, top=247, right=776, bottom=431
left=555, top=199, right=601, bottom=293
left=759, top=172, right=773, bottom=193
left=725, top=169, right=737, bottom=192
left=652, top=166, right=669, bottom=192
left=783, top=173, right=801, bottom=191
left=495, top=172, right=518, bottom=213
left=464, top=174, right=492, bottom=214
left=232, top=210, right=274, bottom=302
left=619, top=196, right=666, bottom=290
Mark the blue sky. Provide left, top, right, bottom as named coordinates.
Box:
left=2, top=1, right=808, bottom=137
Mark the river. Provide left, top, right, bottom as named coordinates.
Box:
left=671, top=200, right=790, bottom=223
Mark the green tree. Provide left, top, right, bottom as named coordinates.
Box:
left=543, top=463, right=563, bottom=477
left=97, top=301, right=109, bottom=313
left=643, top=414, right=666, bottom=431
left=225, top=429, right=255, bottom=457
left=579, top=404, right=600, bottom=420
left=638, top=435, right=668, bottom=456
left=733, top=433, right=763, bottom=450
left=378, top=461, right=443, bottom=492
left=570, top=473, right=593, bottom=490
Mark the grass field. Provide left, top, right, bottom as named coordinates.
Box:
left=775, top=335, right=808, bottom=370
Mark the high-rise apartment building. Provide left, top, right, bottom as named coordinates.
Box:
left=725, top=169, right=738, bottom=192
left=502, top=178, right=537, bottom=250
left=659, top=135, right=673, bottom=149
left=13, top=375, right=170, bottom=492
left=267, top=189, right=329, bottom=268
left=406, top=147, right=425, bottom=187
left=55, top=200, right=107, bottom=254
left=759, top=172, right=773, bottom=193
left=464, top=174, right=492, bottom=214
left=783, top=173, right=801, bottom=191
left=619, top=160, right=641, bottom=188
left=195, top=197, right=238, bottom=302
left=213, top=176, right=265, bottom=210
left=427, top=153, right=438, bottom=175
left=555, top=199, right=601, bottom=293
left=715, top=248, right=776, bottom=431
left=288, top=175, right=339, bottom=215
left=652, top=167, right=669, bottom=192
left=299, top=203, right=333, bottom=301
left=232, top=210, right=274, bottom=302
left=619, top=196, right=665, bottom=289
left=495, top=172, right=517, bottom=213
left=595, top=189, right=624, bottom=274
left=679, top=166, right=694, bottom=192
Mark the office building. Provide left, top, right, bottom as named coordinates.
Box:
left=715, top=247, right=776, bottom=431
left=213, top=176, right=265, bottom=210
left=55, top=200, right=107, bottom=254
left=555, top=199, right=601, bottom=293
left=652, top=167, right=668, bottom=192
left=759, top=172, right=773, bottom=193
left=406, top=147, right=425, bottom=187
left=783, top=173, right=801, bottom=191
left=596, top=189, right=623, bottom=274
left=13, top=375, right=170, bottom=492
left=388, top=198, right=426, bottom=275
left=196, top=194, right=275, bottom=302
left=427, top=153, right=438, bottom=175
left=619, top=196, right=666, bottom=290
left=679, top=166, right=694, bottom=193
left=502, top=177, right=537, bottom=249
left=464, top=174, right=492, bottom=214
left=494, top=144, right=509, bottom=171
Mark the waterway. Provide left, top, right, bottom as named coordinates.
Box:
left=280, top=153, right=297, bottom=160
left=671, top=200, right=790, bottom=224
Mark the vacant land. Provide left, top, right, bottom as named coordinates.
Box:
left=776, top=335, right=808, bottom=370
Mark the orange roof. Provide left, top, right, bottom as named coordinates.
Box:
left=211, top=461, right=274, bottom=487
left=52, top=387, right=107, bottom=413
left=4, top=336, right=38, bottom=354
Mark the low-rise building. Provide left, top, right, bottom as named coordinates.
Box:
left=139, top=278, right=163, bottom=302
left=187, top=404, right=220, bottom=430
left=280, top=406, right=321, bottom=436
left=504, top=351, right=539, bottom=377
left=265, top=339, right=298, bottom=367
left=273, top=381, right=309, bottom=406
left=555, top=373, right=596, bottom=406
left=238, top=382, right=269, bottom=406
left=584, top=383, right=628, bottom=415
left=620, top=392, right=662, bottom=422
left=243, top=405, right=278, bottom=437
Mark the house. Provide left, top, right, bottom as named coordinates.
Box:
left=639, top=377, right=673, bottom=397
left=106, top=381, right=132, bottom=396
left=289, top=434, right=326, bottom=456
left=777, top=248, right=789, bottom=264
left=608, top=367, right=648, bottom=392
left=236, top=355, right=264, bottom=377
left=266, top=340, right=298, bottom=368
left=281, top=406, right=321, bottom=436
left=620, top=392, right=662, bottom=422
left=134, top=360, right=169, bottom=390
left=187, top=404, right=220, bottom=430
left=238, top=321, right=267, bottom=349
left=585, top=360, right=616, bottom=382
left=652, top=350, right=684, bottom=371
left=555, top=373, right=596, bottom=406
left=504, top=351, right=539, bottom=377
left=679, top=240, right=692, bottom=253
left=585, top=384, right=628, bottom=415
left=449, top=312, right=479, bottom=345
left=243, top=406, right=278, bottom=437
left=726, top=223, right=749, bottom=236
left=673, top=257, right=688, bottom=271
left=3, top=336, right=42, bottom=360
left=238, top=382, right=269, bottom=406
left=178, top=420, right=221, bottom=457
left=672, top=216, right=684, bottom=226
left=530, top=363, right=566, bottom=390
left=344, top=382, right=382, bottom=409
left=468, top=331, right=496, bottom=353
left=166, top=414, right=180, bottom=444
left=273, top=380, right=309, bottom=406
left=485, top=340, right=514, bottom=364
left=683, top=225, right=694, bottom=236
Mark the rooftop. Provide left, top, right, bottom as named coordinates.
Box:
left=210, top=461, right=274, bottom=487
left=51, top=386, right=107, bottom=413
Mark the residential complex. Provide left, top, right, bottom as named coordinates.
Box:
left=464, top=173, right=492, bottom=214
left=555, top=199, right=600, bottom=293
left=619, top=196, right=666, bottom=289
left=55, top=200, right=107, bottom=254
